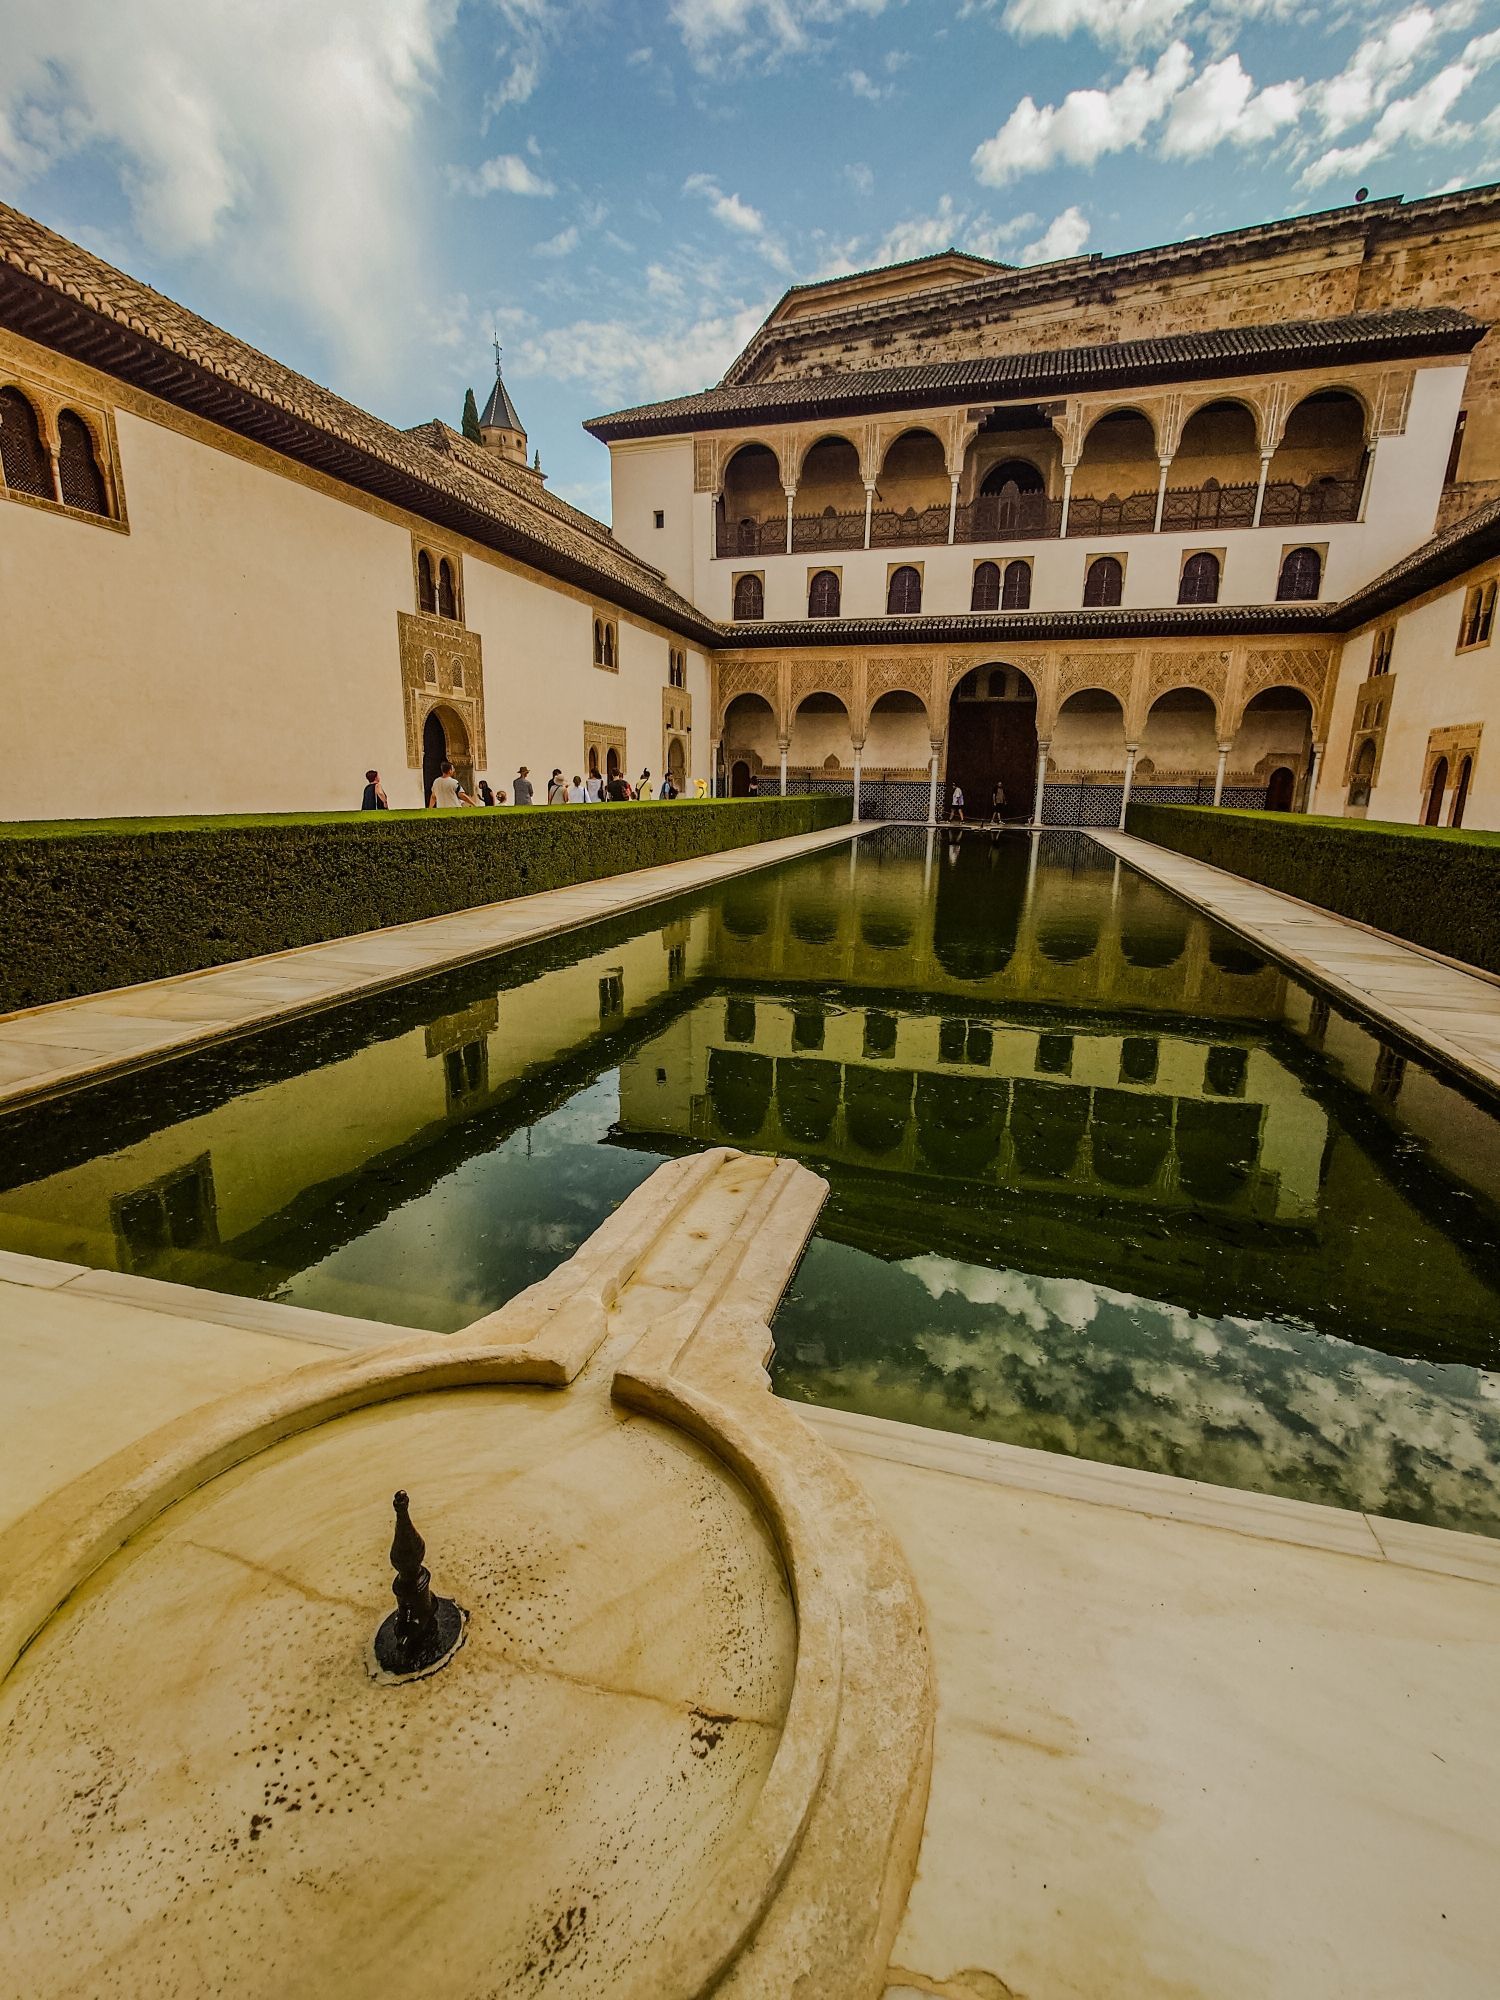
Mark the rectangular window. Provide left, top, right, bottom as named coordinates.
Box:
left=599, top=971, right=624, bottom=1021
left=653, top=509, right=665, bottom=529
left=1445, top=409, right=1467, bottom=485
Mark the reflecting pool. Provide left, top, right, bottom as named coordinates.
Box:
left=4, top=829, right=1500, bottom=1533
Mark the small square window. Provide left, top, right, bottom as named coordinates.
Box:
left=965, top=1024, right=993, bottom=1066
left=792, top=1007, right=825, bottom=1052
left=1120, top=1036, right=1158, bottom=1085
left=599, top=971, right=625, bottom=1021
left=938, top=1018, right=968, bottom=1065
left=1035, top=1032, right=1073, bottom=1076
left=653, top=509, right=665, bottom=529
left=725, top=998, right=757, bottom=1044
left=863, top=1011, right=897, bottom=1060
left=1204, top=1045, right=1247, bottom=1097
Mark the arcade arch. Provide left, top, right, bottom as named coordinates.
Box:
left=722, top=691, right=778, bottom=787
left=945, top=663, right=1039, bottom=819
left=1141, top=687, right=1218, bottom=785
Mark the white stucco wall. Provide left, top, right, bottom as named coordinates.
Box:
left=0, top=392, right=706, bottom=820
left=1314, top=560, right=1500, bottom=830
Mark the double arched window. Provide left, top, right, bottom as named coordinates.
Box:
left=1177, top=551, right=1221, bottom=605
left=1, top=388, right=112, bottom=518
left=1083, top=556, right=1124, bottom=607
left=417, top=550, right=436, bottom=614
left=970, top=561, right=1000, bottom=612
left=0, top=387, right=50, bottom=497
left=592, top=616, right=619, bottom=669
left=437, top=558, right=458, bottom=621
left=808, top=569, right=841, bottom=618
left=668, top=648, right=686, bottom=689
left=733, top=573, right=764, bottom=621
left=970, top=559, right=1033, bottom=611
left=1276, top=546, right=1322, bottom=602
left=887, top=565, right=922, bottom=615
left=57, top=411, right=109, bottom=514
left=416, top=546, right=461, bottom=619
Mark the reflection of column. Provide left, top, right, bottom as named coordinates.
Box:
left=947, top=474, right=960, bottom=544
left=778, top=738, right=789, bottom=797
left=924, top=826, right=935, bottom=887
left=1303, top=741, right=1324, bottom=813
left=927, top=742, right=941, bottom=825
left=1153, top=459, right=1171, bottom=531
left=1034, top=739, right=1050, bottom=826
left=1252, top=452, right=1273, bottom=527
left=1060, top=466, right=1075, bottom=538
left=1212, top=742, right=1230, bottom=806
left=784, top=486, right=795, bottom=556
left=863, top=483, right=875, bottom=550
left=1025, top=826, right=1041, bottom=902
left=1117, top=742, right=1138, bottom=829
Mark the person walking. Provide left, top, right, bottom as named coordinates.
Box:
left=477, top=777, right=494, bottom=807
left=948, top=783, right=965, bottom=824
left=637, top=770, right=653, bottom=800
left=360, top=769, right=388, bottom=810
left=513, top=766, right=533, bottom=806
left=746, top=773, right=760, bottom=797
left=658, top=772, right=677, bottom=800
left=989, top=778, right=1006, bottom=824
left=567, top=774, right=589, bottom=803
left=429, top=760, right=473, bottom=808
left=607, top=770, right=631, bottom=802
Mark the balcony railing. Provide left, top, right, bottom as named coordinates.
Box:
left=713, top=476, right=1363, bottom=558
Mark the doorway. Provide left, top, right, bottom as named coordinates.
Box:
left=730, top=759, right=752, bottom=796
left=1264, top=766, right=1295, bottom=812
left=422, top=711, right=448, bottom=806
left=1424, top=757, right=1448, bottom=826
left=945, top=666, right=1037, bottom=819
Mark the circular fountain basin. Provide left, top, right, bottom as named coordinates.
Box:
left=0, top=1384, right=795, bottom=1999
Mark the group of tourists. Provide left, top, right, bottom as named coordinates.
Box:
left=360, top=763, right=704, bottom=810
left=946, top=779, right=1009, bottom=825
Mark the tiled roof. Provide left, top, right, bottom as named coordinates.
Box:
left=585, top=309, right=1482, bottom=439
left=0, top=201, right=716, bottom=644
left=479, top=370, right=525, bottom=433
left=721, top=604, right=1343, bottom=647
left=1333, top=495, right=1500, bottom=627
left=402, top=419, right=626, bottom=558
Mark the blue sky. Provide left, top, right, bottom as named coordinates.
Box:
left=3, top=0, right=1497, bottom=516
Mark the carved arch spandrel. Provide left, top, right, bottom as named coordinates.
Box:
left=1137, top=651, right=1231, bottom=740
left=1233, top=646, right=1335, bottom=739
left=865, top=655, right=938, bottom=734
left=1052, top=650, right=1138, bottom=740
left=713, top=659, right=782, bottom=738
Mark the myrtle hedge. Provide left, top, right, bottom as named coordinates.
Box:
left=0, top=796, right=849, bottom=1011
left=1125, top=804, right=1500, bottom=974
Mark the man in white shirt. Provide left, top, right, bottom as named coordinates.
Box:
left=566, top=774, right=589, bottom=803
left=429, top=760, right=473, bottom=808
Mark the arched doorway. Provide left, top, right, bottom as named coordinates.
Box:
left=788, top=692, right=854, bottom=792
left=1451, top=754, right=1473, bottom=827
left=945, top=664, right=1038, bottom=820
left=422, top=706, right=471, bottom=805
left=1424, top=757, right=1448, bottom=826
left=606, top=745, right=621, bottom=781
left=1264, top=766, right=1295, bottom=812
left=730, top=759, right=752, bottom=796
left=1142, top=687, right=1218, bottom=796
left=723, top=691, right=778, bottom=790
left=668, top=735, right=687, bottom=791
left=976, top=458, right=1045, bottom=537
left=1348, top=738, right=1376, bottom=811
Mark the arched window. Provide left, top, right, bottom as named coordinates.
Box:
left=1277, top=546, right=1322, bottom=602
left=437, top=557, right=457, bottom=620
left=733, top=573, right=764, bottom=621
left=808, top=569, right=841, bottom=618
left=887, top=565, right=922, bottom=614
left=1178, top=551, right=1221, bottom=605
left=417, top=551, right=436, bottom=614
left=1083, top=556, right=1123, bottom=607
left=603, top=624, right=616, bottom=669
left=1424, top=756, right=1448, bottom=826
left=56, top=411, right=108, bottom=515
left=592, top=618, right=604, bottom=664
left=970, top=561, right=1000, bottom=612
left=1001, top=559, right=1031, bottom=610
left=0, top=387, right=51, bottom=498
left=669, top=648, right=686, bottom=688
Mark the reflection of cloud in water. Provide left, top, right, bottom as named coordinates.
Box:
left=774, top=1243, right=1500, bottom=1537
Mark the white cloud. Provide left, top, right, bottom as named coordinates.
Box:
left=843, top=160, right=875, bottom=194
left=1161, top=53, right=1304, bottom=157
left=670, top=0, right=888, bottom=69
left=846, top=67, right=892, bottom=101
left=484, top=0, right=571, bottom=112
left=973, top=40, right=1193, bottom=184
left=1020, top=204, right=1091, bottom=262
left=0, top=0, right=456, bottom=387
left=1303, top=59, right=1479, bottom=184
left=870, top=192, right=1039, bottom=265
left=646, top=261, right=687, bottom=300
left=533, top=224, right=579, bottom=257
left=449, top=151, right=555, bottom=196
left=1314, top=6, right=1444, bottom=136
left=518, top=299, right=772, bottom=403
left=682, top=172, right=793, bottom=269
left=997, top=0, right=1190, bottom=49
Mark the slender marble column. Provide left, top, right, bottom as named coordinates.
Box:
left=927, top=744, right=941, bottom=825
left=1304, top=741, right=1324, bottom=812
left=1117, top=743, right=1138, bottom=829
left=1153, top=460, right=1171, bottom=531
left=1212, top=743, right=1229, bottom=806
left=1059, top=468, right=1074, bottom=539
left=851, top=742, right=863, bottom=819
left=947, top=475, right=960, bottom=544
left=784, top=488, right=795, bottom=556
left=1252, top=453, right=1273, bottom=527
left=863, top=484, right=875, bottom=550
left=778, top=740, right=789, bottom=797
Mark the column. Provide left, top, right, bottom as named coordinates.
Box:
left=1303, top=742, right=1324, bottom=814
left=927, top=743, right=941, bottom=825
left=710, top=738, right=721, bottom=797
left=1059, top=467, right=1074, bottom=539
left=1356, top=439, right=1377, bottom=522
left=778, top=739, right=788, bottom=797
left=947, top=474, right=960, bottom=544
left=851, top=740, right=864, bottom=819
left=1117, top=743, right=1138, bottom=830
left=1252, top=452, right=1273, bottom=527
left=1212, top=742, right=1229, bottom=806
left=1153, top=459, right=1171, bottom=532
left=863, top=483, right=875, bottom=550
left=47, top=447, right=63, bottom=506
left=784, top=487, right=795, bottom=556
left=1033, top=740, right=1050, bottom=827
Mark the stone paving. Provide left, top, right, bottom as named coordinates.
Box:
left=1092, top=827, right=1500, bottom=1098
left=0, top=820, right=865, bottom=1112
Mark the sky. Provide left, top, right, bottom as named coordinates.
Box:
left=2, top=1, right=1498, bottom=518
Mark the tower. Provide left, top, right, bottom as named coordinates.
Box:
left=479, top=337, right=527, bottom=466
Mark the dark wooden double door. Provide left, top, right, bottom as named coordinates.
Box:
left=946, top=701, right=1038, bottom=820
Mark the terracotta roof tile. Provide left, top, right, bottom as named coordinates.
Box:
left=0, top=201, right=709, bottom=641
left=586, top=309, right=1482, bottom=439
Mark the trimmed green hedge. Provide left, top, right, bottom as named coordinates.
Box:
left=1124, top=804, right=1500, bottom=974
left=0, top=797, right=849, bottom=1011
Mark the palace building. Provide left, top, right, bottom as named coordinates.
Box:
left=4, top=185, right=1500, bottom=827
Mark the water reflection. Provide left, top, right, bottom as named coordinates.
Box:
left=2, top=830, right=1499, bottom=1531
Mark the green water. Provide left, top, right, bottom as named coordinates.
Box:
left=4, top=829, right=1499, bottom=1533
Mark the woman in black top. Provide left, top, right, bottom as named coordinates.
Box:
left=361, top=769, right=388, bottom=809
